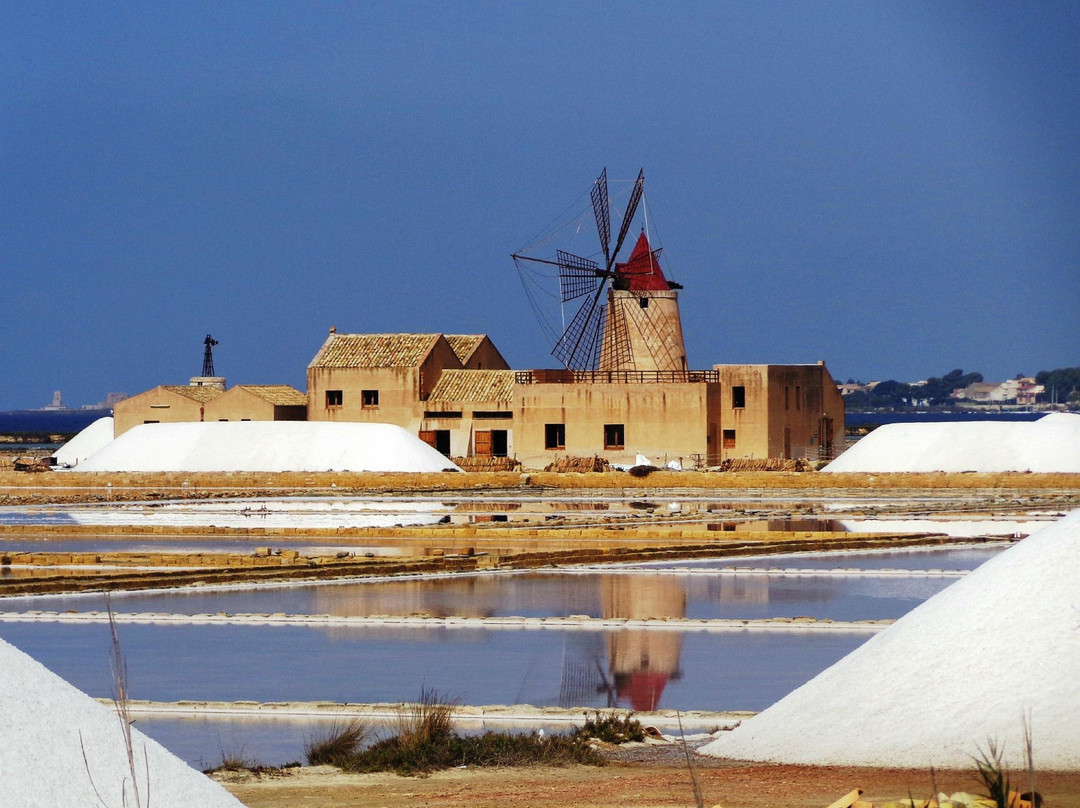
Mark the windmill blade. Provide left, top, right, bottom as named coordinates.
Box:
left=557, top=250, right=602, bottom=302
left=610, top=168, right=645, bottom=267
left=552, top=288, right=606, bottom=370
left=591, top=167, right=611, bottom=266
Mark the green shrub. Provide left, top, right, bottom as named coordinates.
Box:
left=571, top=712, right=646, bottom=744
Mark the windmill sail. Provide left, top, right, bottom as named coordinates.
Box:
left=513, top=167, right=688, bottom=372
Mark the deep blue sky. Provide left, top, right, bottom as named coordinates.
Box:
left=2, top=2, right=1077, bottom=409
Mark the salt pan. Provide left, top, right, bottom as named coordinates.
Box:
left=698, top=509, right=1080, bottom=768
left=74, top=421, right=462, bottom=473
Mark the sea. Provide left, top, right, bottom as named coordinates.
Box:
left=846, top=411, right=1045, bottom=427
left=0, top=410, right=111, bottom=449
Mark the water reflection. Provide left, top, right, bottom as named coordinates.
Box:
left=602, top=576, right=684, bottom=710
left=6, top=565, right=959, bottom=714
left=12, top=568, right=951, bottom=622
left=0, top=621, right=866, bottom=713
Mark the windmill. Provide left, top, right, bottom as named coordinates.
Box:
left=512, top=168, right=688, bottom=373
left=201, top=335, right=218, bottom=377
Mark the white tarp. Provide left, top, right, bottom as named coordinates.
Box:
left=0, top=636, right=243, bottom=808
left=824, top=412, right=1080, bottom=473
left=699, top=509, right=1080, bottom=768
left=74, top=421, right=462, bottom=473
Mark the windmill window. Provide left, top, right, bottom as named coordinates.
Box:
left=732, top=386, right=746, bottom=409
left=604, top=424, right=625, bottom=450
left=362, top=390, right=379, bottom=408
left=723, top=429, right=736, bottom=449
left=326, top=390, right=343, bottom=408
left=785, top=386, right=790, bottom=410
left=545, top=423, right=565, bottom=450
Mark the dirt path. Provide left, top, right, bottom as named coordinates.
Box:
left=220, top=762, right=1080, bottom=808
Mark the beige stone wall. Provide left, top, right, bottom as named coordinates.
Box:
left=714, top=363, right=846, bottom=461
left=514, top=381, right=713, bottom=469
left=418, top=338, right=462, bottom=399
left=113, top=388, right=210, bottom=437
left=307, top=366, right=425, bottom=428
left=203, top=388, right=295, bottom=422
left=766, top=363, right=845, bottom=461
left=462, top=337, right=510, bottom=370
left=714, top=365, right=770, bottom=459
left=419, top=401, right=514, bottom=459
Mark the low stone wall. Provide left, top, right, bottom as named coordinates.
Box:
left=2, top=469, right=1079, bottom=493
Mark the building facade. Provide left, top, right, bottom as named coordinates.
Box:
left=304, top=330, right=845, bottom=468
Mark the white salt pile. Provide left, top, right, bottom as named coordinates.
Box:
left=52, top=416, right=114, bottom=468
left=698, top=509, right=1080, bottom=769
left=0, top=636, right=242, bottom=807
left=74, top=421, right=461, bottom=473
left=824, top=412, right=1080, bottom=473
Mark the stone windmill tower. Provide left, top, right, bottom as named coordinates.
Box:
left=513, top=168, right=689, bottom=373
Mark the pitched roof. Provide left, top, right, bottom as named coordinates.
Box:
left=427, top=369, right=515, bottom=403
left=615, top=231, right=671, bottom=291
left=444, top=335, right=486, bottom=365
left=161, top=385, right=224, bottom=403
left=234, top=385, right=307, bottom=406
left=308, top=333, right=442, bottom=369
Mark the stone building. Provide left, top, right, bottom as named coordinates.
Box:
left=113, top=383, right=306, bottom=437
left=303, top=329, right=844, bottom=469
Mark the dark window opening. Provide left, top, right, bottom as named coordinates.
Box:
left=144, top=420, right=160, bottom=424
left=795, top=385, right=802, bottom=410
left=732, top=386, right=746, bottom=408
left=604, top=423, right=625, bottom=450
left=784, top=386, right=790, bottom=410
left=419, top=429, right=451, bottom=456
left=362, top=389, right=379, bottom=408
left=473, top=411, right=513, bottom=419
left=545, top=423, right=565, bottom=450
left=423, top=410, right=461, bottom=419
left=326, top=389, right=343, bottom=407
left=723, top=429, right=736, bottom=449
left=472, top=431, right=507, bottom=459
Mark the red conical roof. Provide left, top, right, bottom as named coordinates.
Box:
left=614, top=232, right=671, bottom=292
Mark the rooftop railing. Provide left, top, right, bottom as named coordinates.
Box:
left=514, top=369, right=719, bottom=385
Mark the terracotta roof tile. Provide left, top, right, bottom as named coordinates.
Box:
left=161, top=385, right=224, bottom=403
left=444, top=335, right=485, bottom=364
left=308, top=334, right=442, bottom=369
left=428, top=370, right=515, bottom=403
left=235, top=385, right=308, bottom=406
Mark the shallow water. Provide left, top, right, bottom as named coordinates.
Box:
left=5, top=566, right=954, bottom=621
left=0, top=621, right=866, bottom=714
left=637, top=543, right=1007, bottom=572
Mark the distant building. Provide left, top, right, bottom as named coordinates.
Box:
left=955, top=378, right=1044, bottom=405
left=113, top=383, right=306, bottom=436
